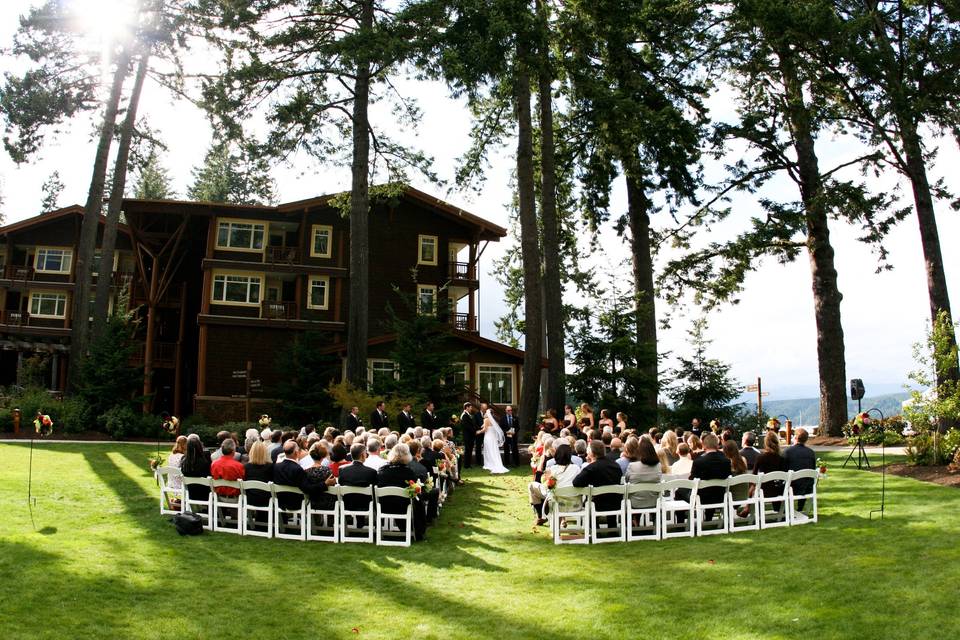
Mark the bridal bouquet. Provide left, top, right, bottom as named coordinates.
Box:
left=404, top=480, right=423, bottom=499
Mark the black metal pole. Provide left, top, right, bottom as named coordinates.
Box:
left=27, top=435, right=37, bottom=531
left=868, top=407, right=886, bottom=520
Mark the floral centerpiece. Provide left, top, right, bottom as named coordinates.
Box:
left=404, top=479, right=423, bottom=499
left=545, top=476, right=557, bottom=490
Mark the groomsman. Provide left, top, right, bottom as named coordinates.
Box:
left=397, top=403, right=416, bottom=431
left=370, top=401, right=389, bottom=431
left=421, top=401, right=440, bottom=431
left=346, top=406, right=362, bottom=431
left=502, top=405, right=520, bottom=467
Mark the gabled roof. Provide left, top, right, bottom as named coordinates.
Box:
left=320, top=330, right=547, bottom=367
left=0, top=205, right=130, bottom=237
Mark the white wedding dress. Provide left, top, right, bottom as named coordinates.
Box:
left=482, top=410, right=509, bottom=474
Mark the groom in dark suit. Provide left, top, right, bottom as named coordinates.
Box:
left=473, top=402, right=486, bottom=467
left=460, top=403, right=476, bottom=468
left=502, top=405, right=520, bottom=467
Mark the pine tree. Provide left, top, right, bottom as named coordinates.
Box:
left=272, top=331, right=342, bottom=425
left=133, top=145, right=174, bottom=199
left=187, top=140, right=275, bottom=205
left=40, top=170, right=64, bottom=212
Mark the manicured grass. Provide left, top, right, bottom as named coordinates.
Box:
left=1, top=442, right=958, bottom=639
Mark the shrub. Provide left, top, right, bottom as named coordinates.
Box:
left=905, top=428, right=959, bottom=466
left=843, top=415, right=907, bottom=446
left=184, top=421, right=221, bottom=446
left=98, top=405, right=147, bottom=440
left=0, top=408, right=12, bottom=432
left=59, top=397, right=93, bottom=434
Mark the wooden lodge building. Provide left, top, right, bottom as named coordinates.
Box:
left=0, top=186, right=534, bottom=419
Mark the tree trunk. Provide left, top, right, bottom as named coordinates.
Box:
left=67, top=47, right=132, bottom=390
left=780, top=48, right=848, bottom=437
left=537, top=50, right=565, bottom=414
left=94, top=50, right=150, bottom=338
left=624, top=173, right=659, bottom=423
left=344, top=0, right=374, bottom=391
left=515, top=55, right=544, bottom=442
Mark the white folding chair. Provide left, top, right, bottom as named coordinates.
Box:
left=211, top=479, right=243, bottom=534
left=549, top=486, right=591, bottom=545
left=660, top=478, right=698, bottom=539
left=155, top=466, right=182, bottom=515
left=375, top=487, right=414, bottom=547
left=241, top=480, right=274, bottom=538
left=181, top=476, right=213, bottom=530
left=307, top=486, right=340, bottom=543
left=758, top=471, right=791, bottom=529
left=273, top=484, right=308, bottom=540
left=589, top=485, right=626, bottom=543
left=625, top=482, right=662, bottom=541
left=695, top=478, right=730, bottom=536
left=727, top=474, right=760, bottom=533
left=339, top=485, right=375, bottom=543
left=787, top=469, right=819, bottom=525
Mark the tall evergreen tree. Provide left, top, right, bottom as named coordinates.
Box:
left=40, top=170, right=64, bottom=212
left=187, top=140, right=275, bottom=204
left=133, top=145, right=174, bottom=199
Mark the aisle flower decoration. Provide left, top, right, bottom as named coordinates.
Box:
left=546, top=476, right=557, bottom=490
left=817, top=457, right=827, bottom=475
left=34, top=412, right=53, bottom=436
left=404, top=479, right=423, bottom=499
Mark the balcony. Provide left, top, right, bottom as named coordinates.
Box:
left=4, top=264, right=36, bottom=281
left=265, top=246, right=300, bottom=265
left=449, top=261, right=476, bottom=281
left=451, top=312, right=477, bottom=333
left=0, top=309, right=28, bottom=326
left=261, top=300, right=299, bottom=320
left=131, top=341, right=176, bottom=368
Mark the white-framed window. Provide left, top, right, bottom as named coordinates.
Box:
left=418, top=234, right=438, bottom=266
left=443, top=362, right=470, bottom=388
left=478, top=364, right=514, bottom=405
left=368, top=359, right=398, bottom=390
left=92, top=249, right=119, bottom=276
left=418, top=284, right=437, bottom=316
left=29, top=291, right=68, bottom=318
left=308, top=275, right=330, bottom=310
left=34, top=247, right=73, bottom=274
left=215, top=219, right=266, bottom=252
left=211, top=271, right=262, bottom=305
left=310, top=224, right=333, bottom=258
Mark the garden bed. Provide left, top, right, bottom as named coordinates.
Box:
left=872, top=463, right=960, bottom=489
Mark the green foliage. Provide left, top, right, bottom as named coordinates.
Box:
left=133, top=144, right=174, bottom=200
left=271, top=331, right=341, bottom=425
left=181, top=416, right=219, bottom=446
left=96, top=405, right=155, bottom=440
left=59, top=396, right=93, bottom=434
left=842, top=415, right=908, bottom=446
left=327, top=381, right=417, bottom=426
left=905, top=430, right=958, bottom=467
left=74, top=315, right=143, bottom=418
left=40, top=170, right=64, bottom=212
left=186, top=140, right=275, bottom=205
left=18, top=354, right=50, bottom=388
left=0, top=408, right=12, bottom=432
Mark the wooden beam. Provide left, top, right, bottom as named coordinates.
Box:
left=197, top=324, right=208, bottom=396
left=173, top=281, right=187, bottom=417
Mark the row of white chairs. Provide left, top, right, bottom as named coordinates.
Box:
left=156, top=468, right=437, bottom=547
left=548, top=470, right=819, bottom=544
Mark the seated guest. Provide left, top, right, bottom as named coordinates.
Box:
left=671, top=442, right=694, bottom=477
left=660, top=430, right=680, bottom=466
left=267, top=429, right=282, bottom=456
left=750, top=430, right=787, bottom=506
left=274, top=440, right=308, bottom=510
left=409, top=440, right=440, bottom=524
left=573, top=440, right=623, bottom=532
left=784, top=428, right=817, bottom=510
left=209, top=431, right=229, bottom=461
left=328, top=442, right=350, bottom=477
left=722, top=439, right=750, bottom=502
left=689, top=433, right=730, bottom=519
left=572, top=439, right=587, bottom=467
left=365, top=439, right=387, bottom=471
left=272, top=431, right=297, bottom=462
left=624, top=436, right=663, bottom=510
left=528, top=443, right=580, bottom=526
left=688, top=434, right=703, bottom=459
left=166, top=436, right=188, bottom=493
left=338, top=443, right=378, bottom=514
left=243, top=441, right=274, bottom=509
left=721, top=428, right=736, bottom=445
left=420, top=435, right=439, bottom=471
left=606, top=437, right=624, bottom=463
left=211, top=438, right=245, bottom=499
left=740, top=432, right=761, bottom=469
left=301, top=443, right=336, bottom=510
left=376, top=444, right=425, bottom=541
left=181, top=435, right=211, bottom=500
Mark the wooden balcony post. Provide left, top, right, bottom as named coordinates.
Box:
left=142, top=260, right=158, bottom=414
left=173, top=282, right=187, bottom=417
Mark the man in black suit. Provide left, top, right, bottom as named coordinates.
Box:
left=784, top=428, right=817, bottom=510
left=420, top=402, right=439, bottom=432
left=370, top=401, right=389, bottom=431
left=473, top=402, right=486, bottom=467
left=338, top=443, right=378, bottom=515
left=690, top=417, right=703, bottom=437
left=501, top=405, right=520, bottom=467
left=409, top=441, right=440, bottom=524
left=273, top=441, right=307, bottom=510
left=460, top=403, right=477, bottom=468
left=689, top=433, right=731, bottom=520
left=739, top=432, right=760, bottom=469
left=572, top=440, right=624, bottom=534
left=346, top=406, right=362, bottom=432
left=397, top=403, right=416, bottom=432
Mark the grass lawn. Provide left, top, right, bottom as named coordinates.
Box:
left=1, top=442, right=958, bottom=639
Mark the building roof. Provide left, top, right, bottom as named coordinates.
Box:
left=320, top=330, right=547, bottom=367
left=0, top=205, right=130, bottom=237
left=123, top=184, right=508, bottom=240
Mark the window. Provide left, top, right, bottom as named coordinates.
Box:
left=211, top=272, right=262, bottom=305
left=418, top=284, right=437, bottom=316
left=310, top=225, right=333, bottom=258
left=478, top=364, right=514, bottom=404
left=34, top=248, right=72, bottom=274
left=215, top=219, right=266, bottom=251
left=308, top=276, right=330, bottom=310
left=418, top=234, right=438, bottom=266
left=29, top=291, right=67, bottom=318
left=91, top=250, right=117, bottom=277
left=368, top=359, right=398, bottom=390
left=443, top=362, right=469, bottom=388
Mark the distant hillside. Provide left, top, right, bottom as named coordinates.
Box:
left=743, top=392, right=911, bottom=425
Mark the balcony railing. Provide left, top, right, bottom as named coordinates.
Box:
left=451, top=312, right=477, bottom=332
left=131, top=342, right=176, bottom=368
left=265, top=246, right=300, bottom=264
left=261, top=300, right=299, bottom=320
left=0, top=309, right=28, bottom=326
left=4, top=264, right=35, bottom=281
left=449, top=261, right=476, bottom=280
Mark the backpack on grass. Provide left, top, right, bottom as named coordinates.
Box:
left=172, top=512, right=204, bottom=536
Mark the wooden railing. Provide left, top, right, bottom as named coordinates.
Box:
left=261, top=300, right=298, bottom=320
left=449, top=261, right=475, bottom=280
left=0, top=309, right=28, bottom=326
left=265, top=246, right=300, bottom=264
left=4, top=264, right=35, bottom=281
left=131, top=342, right=176, bottom=368
left=451, top=312, right=476, bottom=332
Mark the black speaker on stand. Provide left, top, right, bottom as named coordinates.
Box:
left=843, top=379, right=870, bottom=469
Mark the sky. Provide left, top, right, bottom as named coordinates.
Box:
left=1, top=0, right=958, bottom=402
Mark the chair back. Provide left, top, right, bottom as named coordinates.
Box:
left=696, top=478, right=730, bottom=505
left=727, top=473, right=758, bottom=489
left=374, top=486, right=411, bottom=500
left=339, top=485, right=374, bottom=498
left=242, top=480, right=272, bottom=493
left=759, top=471, right=790, bottom=484
left=790, top=469, right=818, bottom=483
left=212, top=479, right=243, bottom=493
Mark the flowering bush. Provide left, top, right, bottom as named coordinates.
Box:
left=842, top=415, right=908, bottom=446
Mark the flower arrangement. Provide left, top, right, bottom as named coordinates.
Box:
left=404, top=479, right=423, bottom=499
left=258, top=414, right=272, bottom=428
left=766, top=418, right=780, bottom=430
left=546, top=476, right=557, bottom=490
left=425, top=475, right=434, bottom=492
left=34, top=413, right=53, bottom=436
left=817, top=457, right=827, bottom=475
left=149, top=453, right=165, bottom=470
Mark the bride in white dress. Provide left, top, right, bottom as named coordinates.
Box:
left=481, top=408, right=509, bottom=474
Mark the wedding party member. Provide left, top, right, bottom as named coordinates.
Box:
left=784, top=428, right=817, bottom=510
left=346, top=406, right=362, bottom=431
left=624, top=437, right=663, bottom=509
left=598, top=409, right=615, bottom=432
left=502, top=405, right=520, bottom=467
left=690, top=433, right=730, bottom=520
left=166, top=436, right=187, bottom=492
left=579, top=403, right=596, bottom=430
left=740, top=432, right=761, bottom=469
left=181, top=435, right=211, bottom=500
left=542, top=408, right=561, bottom=433
left=460, top=403, right=477, bottom=468
left=210, top=439, right=245, bottom=498
left=370, top=401, right=389, bottom=431
left=563, top=405, right=577, bottom=430
left=528, top=443, right=579, bottom=526
left=420, top=402, right=440, bottom=431
left=690, top=418, right=703, bottom=436
left=397, top=403, right=416, bottom=431
left=479, top=405, right=508, bottom=474
left=615, top=412, right=628, bottom=434
left=472, top=403, right=486, bottom=467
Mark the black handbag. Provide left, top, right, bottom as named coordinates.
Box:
left=172, top=512, right=204, bottom=536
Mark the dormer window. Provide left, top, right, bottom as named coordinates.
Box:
left=216, top=219, right=265, bottom=251
left=418, top=234, right=438, bottom=266
left=310, top=225, right=333, bottom=258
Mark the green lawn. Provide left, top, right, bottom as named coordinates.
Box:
left=1, top=443, right=958, bottom=639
